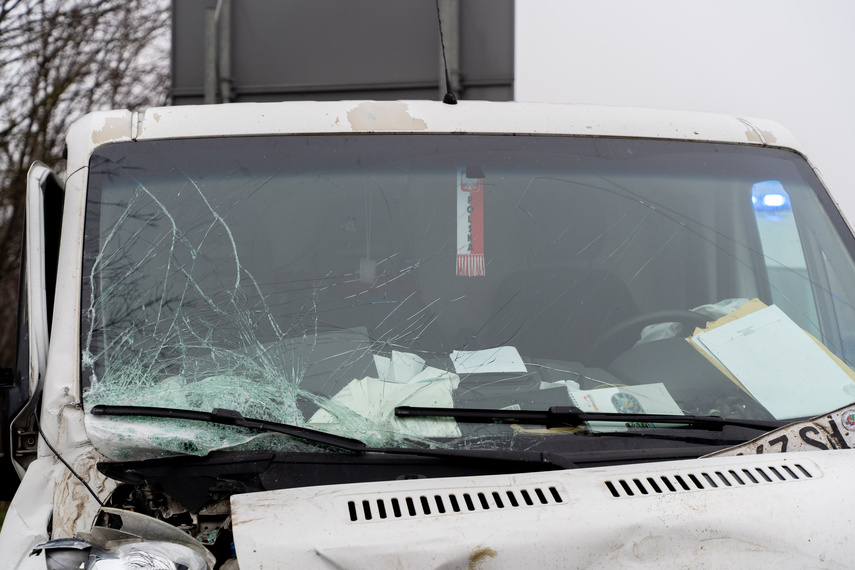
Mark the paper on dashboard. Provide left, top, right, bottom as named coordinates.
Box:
left=308, top=376, right=461, bottom=438
left=691, top=304, right=855, bottom=419
left=373, top=351, right=460, bottom=388
left=450, top=346, right=527, bottom=374
left=568, top=383, right=683, bottom=416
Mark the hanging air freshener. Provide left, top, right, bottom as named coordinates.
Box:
left=456, top=168, right=485, bottom=276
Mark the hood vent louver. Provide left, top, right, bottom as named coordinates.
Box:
left=347, top=485, right=564, bottom=522
left=605, top=462, right=815, bottom=498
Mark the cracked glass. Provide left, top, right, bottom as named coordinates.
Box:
left=80, top=135, right=855, bottom=459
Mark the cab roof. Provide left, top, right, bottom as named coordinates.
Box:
left=66, top=100, right=803, bottom=171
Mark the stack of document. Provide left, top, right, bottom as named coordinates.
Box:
left=308, top=351, right=461, bottom=439
left=689, top=301, right=855, bottom=419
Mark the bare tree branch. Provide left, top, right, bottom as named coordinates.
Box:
left=0, top=0, right=170, bottom=366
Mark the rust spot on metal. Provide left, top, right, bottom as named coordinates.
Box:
left=469, top=546, right=498, bottom=569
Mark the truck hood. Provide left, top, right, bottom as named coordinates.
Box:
left=230, top=450, right=852, bottom=568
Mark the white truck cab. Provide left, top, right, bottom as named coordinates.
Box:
left=3, top=100, right=855, bottom=568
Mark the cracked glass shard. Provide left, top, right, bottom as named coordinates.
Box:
left=80, top=135, right=855, bottom=459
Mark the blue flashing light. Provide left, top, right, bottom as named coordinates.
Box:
left=763, top=194, right=786, bottom=208
left=752, top=180, right=791, bottom=213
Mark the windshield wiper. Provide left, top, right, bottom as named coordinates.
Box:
left=90, top=405, right=576, bottom=468
left=395, top=405, right=785, bottom=432
left=90, top=405, right=368, bottom=452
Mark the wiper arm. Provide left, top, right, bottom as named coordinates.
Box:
left=90, top=405, right=367, bottom=452
left=90, top=405, right=575, bottom=468
left=395, top=405, right=784, bottom=432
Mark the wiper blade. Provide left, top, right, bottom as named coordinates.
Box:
left=395, top=405, right=784, bottom=432
left=90, top=405, right=367, bottom=452
left=90, top=405, right=575, bottom=468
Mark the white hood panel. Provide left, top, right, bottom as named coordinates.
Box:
left=231, top=450, right=853, bottom=568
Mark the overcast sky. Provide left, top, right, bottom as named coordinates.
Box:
left=515, top=0, right=855, bottom=216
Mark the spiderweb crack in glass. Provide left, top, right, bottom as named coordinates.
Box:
left=80, top=135, right=855, bottom=460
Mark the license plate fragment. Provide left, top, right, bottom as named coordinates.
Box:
left=705, top=403, right=855, bottom=457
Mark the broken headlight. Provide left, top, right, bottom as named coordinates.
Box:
left=35, top=538, right=210, bottom=570
left=33, top=507, right=216, bottom=570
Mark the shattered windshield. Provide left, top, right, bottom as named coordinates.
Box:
left=81, top=135, right=855, bottom=459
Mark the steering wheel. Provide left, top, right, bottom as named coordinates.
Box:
left=586, top=310, right=710, bottom=367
